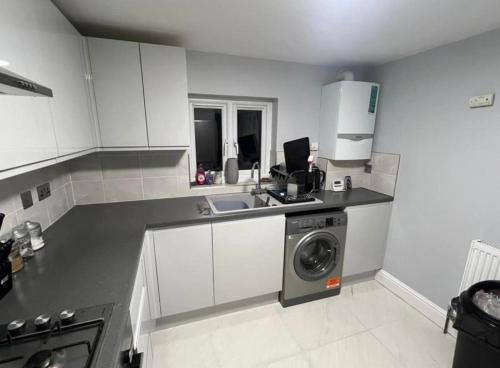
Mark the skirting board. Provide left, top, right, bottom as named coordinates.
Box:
left=375, top=270, right=457, bottom=338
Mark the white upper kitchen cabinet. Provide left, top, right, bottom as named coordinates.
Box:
left=34, top=0, right=96, bottom=156
left=88, top=38, right=149, bottom=148
left=343, top=203, right=392, bottom=277
left=140, top=43, right=190, bottom=148
left=212, top=215, right=286, bottom=304
left=0, top=0, right=96, bottom=173
left=0, top=0, right=58, bottom=171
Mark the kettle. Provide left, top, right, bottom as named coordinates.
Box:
left=306, top=166, right=326, bottom=193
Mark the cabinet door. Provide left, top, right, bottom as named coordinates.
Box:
left=88, top=38, right=148, bottom=147
left=142, top=231, right=161, bottom=320
left=35, top=3, right=95, bottom=156
left=154, top=224, right=214, bottom=316
left=130, top=253, right=151, bottom=352
left=140, top=43, right=190, bottom=147
left=212, top=215, right=285, bottom=305
left=343, top=203, right=392, bottom=277
left=0, top=0, right=58, bottom=171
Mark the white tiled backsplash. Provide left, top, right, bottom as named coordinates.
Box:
left=316, top=152, right=400, bottom=196
left=68, top=151, right=191, bottom=204
left=0, top=164, right=74, bottom=237
left=0, top=150, right=400, bottom=237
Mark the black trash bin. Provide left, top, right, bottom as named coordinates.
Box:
left=451, top=280, right=500, bottom=368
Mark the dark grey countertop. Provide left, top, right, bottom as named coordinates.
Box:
left=0, top=188, right=392, bottom=367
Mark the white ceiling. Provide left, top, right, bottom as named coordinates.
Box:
left=52, top=0, right=500, bottom=66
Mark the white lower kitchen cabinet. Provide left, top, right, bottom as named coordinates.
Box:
left=212, top=215, right=286, bottom=305
left=130, top=250, right=152, bottom=368
left=343, top=202, right=392, bottom=277
left=142, top=231, right=161, bottom=320
left=153, top=224, right=215, bottom=316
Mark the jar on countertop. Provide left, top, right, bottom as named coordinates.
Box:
left=0, top=233, right=23, bottom=273
left=25, top=221, right=44, bottom=251
left=12, top=224, right=34, bottom=259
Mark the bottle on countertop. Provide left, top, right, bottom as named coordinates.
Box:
left=0, top=234, right=14, bottom=299
left=3, top=234, right=23, bottom=273
left=0, top=213, right=23, bottom=274
left=196, top=164, right=206, bottom=185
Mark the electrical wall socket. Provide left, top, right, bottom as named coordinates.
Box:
left=20, top=190, right=33, bottom=209
left=469, top=94, right=494, bottom=108
left=37, top=182, right=51, bottom=201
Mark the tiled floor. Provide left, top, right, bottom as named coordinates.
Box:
left=151, top=280, right=456, bottom=368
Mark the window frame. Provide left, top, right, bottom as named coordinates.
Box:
left=189, top=98, right=273, bottom=184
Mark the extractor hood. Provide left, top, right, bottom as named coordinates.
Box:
left=0, top=67, right=53, bottom=97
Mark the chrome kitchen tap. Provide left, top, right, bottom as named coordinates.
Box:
left=251, top=161, right=266, bottom=195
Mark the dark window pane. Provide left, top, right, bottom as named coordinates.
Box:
left=194, top=108, right=223, bottom=171
left=237, top=110, right=262, bottom=170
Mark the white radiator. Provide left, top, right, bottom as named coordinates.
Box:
left=459, top=239, right=500, bottom=292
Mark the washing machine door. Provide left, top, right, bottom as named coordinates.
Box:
left=293, top=231, right=340, bottom=281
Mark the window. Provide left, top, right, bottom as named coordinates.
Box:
left=189, top=98, right=273, bottom=184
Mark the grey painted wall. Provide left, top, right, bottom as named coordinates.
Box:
left=371, top=28, right=500, bottom=308
left=186, top=51, right=365, bottom=147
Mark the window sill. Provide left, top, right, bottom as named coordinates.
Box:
left=189, top=179, right=274, bottom=195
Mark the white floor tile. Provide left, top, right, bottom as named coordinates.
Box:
left=346, top=280, right=417, bottom=329
left=264, top=353, right=311, bottom=368
left=211, top=304, right=301, bottom=368
left=152, top=318, right=220, bottom=368
left=308, top=331, right=401, bottom=368
left=150, top=280, right=456, bottom=368
left=276, top=294, right=366, bottom=350
left=371, top=312, right=456, bottom=368
left=152, top=331, right=220, bottom=368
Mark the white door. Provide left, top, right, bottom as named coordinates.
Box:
left=88, top=38, right=148, bottom=147
left=154, top=224, right=214, bottom=316
left=343, top=203, right=392, bottom=277
left=212, top=215, right=285, bottom=304
left=140, top=43, right=190, bottom=147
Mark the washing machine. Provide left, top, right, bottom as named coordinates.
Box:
left=280, top=210, right=347, bottom=307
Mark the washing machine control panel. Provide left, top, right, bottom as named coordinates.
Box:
left=287, top=213, right=347, bottom=234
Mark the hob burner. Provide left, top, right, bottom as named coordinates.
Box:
left=23, top=350, right=52, bottom=368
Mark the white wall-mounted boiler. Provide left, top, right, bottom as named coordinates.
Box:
left=319, top=81, right=380, bottom=160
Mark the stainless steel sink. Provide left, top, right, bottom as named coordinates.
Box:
left=206, top=193, right=280, bottom=214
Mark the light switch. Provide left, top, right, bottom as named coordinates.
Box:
left=469, top=94, right=494, bottom=108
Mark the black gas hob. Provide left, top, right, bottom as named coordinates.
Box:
left=0, top=304, right=113, bottom=368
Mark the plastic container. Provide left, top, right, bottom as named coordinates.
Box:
left=451, top=280, right=500, bottom=368
left=25, top=221, right=45, bottom=251
left=12, top=224, right=34, bottom=259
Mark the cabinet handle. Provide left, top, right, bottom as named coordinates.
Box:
left=224, top=141, right=228, bottom=156
left=234, top=142, right=239, bottom=155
